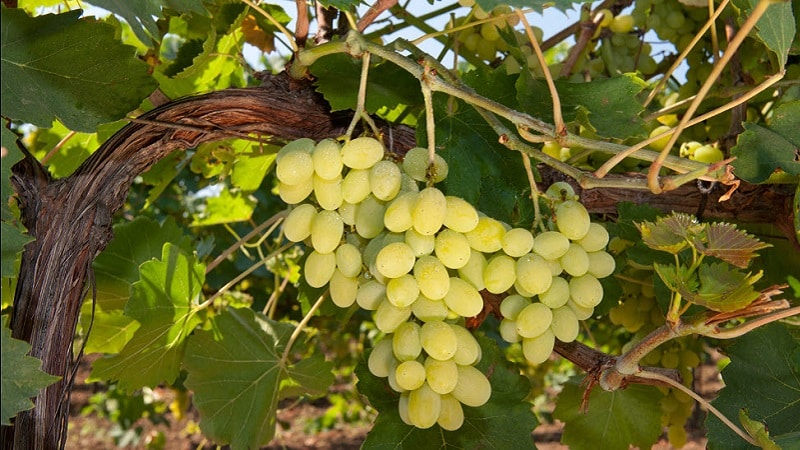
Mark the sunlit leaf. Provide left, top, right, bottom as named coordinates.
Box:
left=191, top=186, right=256, bottom=226
left=698, top=222, right=771, bottom=268
left=1, top=319, right=60, bottom=425
left=184, top=308, right=334, bottom=450
left=80, top=306, right=141, bottom=354
left=0, top=222, right=33, bottom=278
left=554, top=376, right=663, bottom=450
left=731, top=102, right=800, bottom=183
left=90, top=244, right=205, bottom=391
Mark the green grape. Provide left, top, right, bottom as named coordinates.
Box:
left=405, top=228, right=435, bottom=257
left=341, top=136, right=384, bottom=169
left=690, top=145, right=724, bottom=163
left=610, top=14, right=634, bottom=33
left=550, top=306, right=579, bottom=342
left=556, top=200, right=591, bottom=240
left=304, top=251, right=337, bottom=288
left=338, top=200, right=358, bottom=225
left=374, top=300, right=412, bottom=333
left=457, top=249, right=487, bottom=291
left=283, top=203, right=317, bottom=243
left=412, top=294, right=449, bottom=322
left=539, top=276, right=570, bottom=309
left=516, top=253, right=553, bottom=295
left=451, top=324, right=482, bottom=365
left=310, top=210, right=343, bottom=254
left=576, top=223, right=609, bottom=252
left=400, top=173, right=420, bottom=193
left=278, top=178, right=313, bottom=204
left=408, top=382, right=441, bottom=429
left=370, top=160, right=402, bottom=201
left=443, top=196, right=479, bottom=233
left=434, top=229, right=472, bottom=269
left=499, top=294, right=530, bottom=320
left=452, top=365, right=491, bottom=407
left=276, top=137, right=315, bottom=161
left=546, top=258, right=563, bottom=276
left=368, top=338, right=395, bottom=378
left=414, top=255, right=451, bottom=300
left=464, top=216, right=505, bottom=253
left=667, top=424, right=687, bottom=449
left=355, top=195, right=387, bottom=239
left=569, top=274, right=603, bottom=309
left=660, top=349, right=680, bottom=369
left=376, top=242, right=416, bottom=278
left=341, top=169, right=372, bottom=204
left=395, top=360, right=427, bottom=391
left=398, top=392, right=412, bottom=426
left=587, top=251, right=615, bottom=278
left=402, top=147, right=448, bottom=182
left=393, top=322, right=423, bottom=361
left=480, top=21, right=500, bottom=41
left=499, top=319, right=521, bottom=343
left=420, top=320, right=459, bottom=361
left=475, top=38, right=497, bottom=61
left=515, top=302, right=553, bottom=338
left=437, top=394, right=465, bottom=431
left=648, top=125, right=675, bottom=152
left=384, top=192, right=417, bottom=233
left=425, top=357, right=459, bottom=395
left=387, top=358, right=404, bottom=393
left=443, top=277, right=484, bottom=318
left=413, top=187, right=447, bottom=236
left=483, top=254, right=517, bottom=294
left=276, top=149, right=314, bottom=185
left=356, top=280, right=386, bottom=311
left=522, top=329, right=555, bottom=365
left=311, top=139, right=343, bottom=180
left=545, top=181, right=576, bottom=200
left=560, top=243, right=589, bottom=277
left=330, top=269, right=358, bottom=308
left=335, top=243, right=362, bottom=278
left=533, top=231, right=570, bottom=260
left=502, top=228, right=534, bottom=257
left=313, top=174, right=343, bottom=211
left=386, top=274, right=420, bottom=308
left=567, top=299, right=594, bottom=320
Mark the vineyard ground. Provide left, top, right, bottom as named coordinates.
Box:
left=65, top=354, right=720, bottom=449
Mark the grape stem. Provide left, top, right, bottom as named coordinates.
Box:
left=207, top=211, right=287, bottom=273
left=558, top=7, right=604, bottom=79
left=345, top=52, right=381, bottom=139
left=280, top=291, right=328, bottom=366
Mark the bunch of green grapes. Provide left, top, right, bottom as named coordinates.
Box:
left=598, top=22, right=658, bottom=77
left=274, top=136, right=616, bottom=429
left=449, top=1, right=519, bottom=62
left=631, top=0, right=708, bottom=52
left=608, top=267, right=660, bottom=333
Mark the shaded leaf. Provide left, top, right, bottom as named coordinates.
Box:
left=0, top=9, right=157, bottom=132
left=606, top=202, right=662, bottom=242
left=0, top=222, right=33, bottom=278
left=184, top=308, right=334, bottom=450
left=553, top=376, right=663, bottom=450
left=731, top=102, right=800, bottom=183
left=87, top=0, right=163, bottom=45
left=90, top=244, right=205, bottom=391
left=707, top=323, right=800, bottom=450
left=358, top=334, right=538, bottom=449
left=1, top=319, right=60, bottom=425
left=699, top=222, right=771, bottom=269
left=732, top=0, right=796, bottom=67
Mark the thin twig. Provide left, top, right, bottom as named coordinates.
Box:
left=41, top=131, right=77, bottom=165
left=206, top=211, right=287, bottom=273
left=357, top=0, right=398, bottom=32
left=294, top=0, right=309, bottom=48
left=346, top=52, right=374, bottom=139
left=521, top=153, right=543, bottom=231
left=709, top=306, right=799, bottom=340
left=280, top=291, right=328, bottom=365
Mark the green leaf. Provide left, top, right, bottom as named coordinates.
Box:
left=697, top=222, right=771, bottom=269
left=183, top=308, right=334, bottom=450
left=707, top=323, right=800, bottom=450
left=0, top=9, right=157, bottom=132
left=310, top=53, right=422, bottom=114
left=358, top=334, right=538, bottom=449
left=517, top=72, right=647, bottom=139
left=553, top=376, right=663, bottom=450
left=607, top=202, right=662, bottom=242
left=1, top=318, right=60, bottom=425
left=636, top=213, right=702, bottom=254
left=191, top=186, right=256, bottom=226
left=231, top=152, right=276, bottom=192
left=1, top=125, right=23, bottom=221
left=0, top=222, right=33, bottom=278
left=476, top=0, right=591, bottom=13
left=731, top=102, right=800, bottom=183
left=732, top=0, right=796, bottom=67
left=685, top=262, right=762, bottom=312
left=739, top=408, right=780, bottom=450
left=653, top=262, right=699, bottom=296
left=80, top=305, right=140, bottom=354
left=87, top=0, right=162, bottom=45
left=90, top=243, right=205, bottom=391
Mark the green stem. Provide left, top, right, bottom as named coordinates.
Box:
left=280, top=291, right=328, bottom=366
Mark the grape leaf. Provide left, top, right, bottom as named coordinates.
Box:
left=686, top=262, right=762, bottom=312
left=476, top=0, right=592, bottom=13
left=1, top=318, right=60, bottom=425
left=731, top=102, right=800, bottom=183
left=191, top=186, right=256, bottom=226
left=183, top=307, right=334, bottom=450
left=231, top=152, right=276, bottom=192
left=653, top=263, right=699, bottom=297
left=80, top=306, right=140, bottom=354
left=0, top=222, right=33, bottom=278
left=739, top=408, right=781, bottom=450
left=0, top=9, right=157, bottom=132
left=90, top=243, right=205, bottom=391
left=606, top=202, right=662, bottom=242
left=696, top=222, right=771, bottom=269
left=732, top=0, right=796, bottom=67
left=86, top=0, right=208, bottom=45
left=517, top=72, right=647, bottom=139
left=553, top=376, right=663, bottom=450
left=309, top=54, right=422, bottom=115
left=707, top=323, right=800, bottom=450
left=358, top=334, right=538, bottom=449
left=636, top=215, right=698, bottom=254
left=1, top=125, right=23, bottom=221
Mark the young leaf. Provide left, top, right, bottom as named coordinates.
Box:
left=358, top=334, right=538, bottom=449
left=653, top=263, right=699, bottom=298
left=683, top=262, right=762, bottom=312
left=0, top=9, right=157, bottom=132
left=707, top=323, right=800, bottom=450
left=553, top=376, right=663, bottom=450
left=697, top=222, right=771, bottom=269
left=183, top=307, right=334, bottom=450
left=89, top=243, right=205, bottom=391
left=731, top=102, right=800, bottom=183
left=1, top=319, right=60, bottom=425
left=636, top=217, right=693, bottom=254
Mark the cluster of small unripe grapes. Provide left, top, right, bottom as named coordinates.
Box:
left=631, top=0, right=708, bottom=52
left=597, top=21, right=658, bottom=77
left=449, top=1, right=519, bottom=61
left=275, top=136, right=614, bottom=430
left=647, top=125, right=725, bottom=164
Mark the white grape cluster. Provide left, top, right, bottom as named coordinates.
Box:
left=274, top=136, right=614, bottom=429
left=449, top=1, right=519, bottom=62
